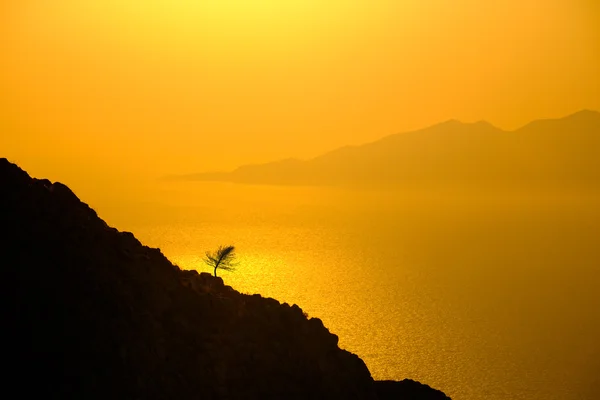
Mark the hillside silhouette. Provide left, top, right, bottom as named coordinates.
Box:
left=172, top=110, right=600, bottom=187
left=0, top=158, right=450, bottom=400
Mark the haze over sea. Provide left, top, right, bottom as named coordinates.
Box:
left=103, top=183, right=600, bottom=400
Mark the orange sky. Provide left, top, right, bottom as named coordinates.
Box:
left=1, top=1, right=599, bottom=198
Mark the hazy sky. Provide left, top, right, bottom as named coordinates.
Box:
left=1, top=1, right=599, bottom=191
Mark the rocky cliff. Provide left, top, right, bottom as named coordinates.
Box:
left=0, top=158, right=449, bottom=400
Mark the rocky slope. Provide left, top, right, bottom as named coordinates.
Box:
left=1, top=158, right=449, bottom=400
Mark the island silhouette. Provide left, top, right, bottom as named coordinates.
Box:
left=1, top=158, right=450, bottom=399
left=168, top=110, right=600, bottom=188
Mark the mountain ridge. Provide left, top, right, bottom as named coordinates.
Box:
left=170, top=110, right=600, bottom=187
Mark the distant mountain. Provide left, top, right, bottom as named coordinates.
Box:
left=172, top=110, right=600, bottom=188
left=1, top=158, right=450, bottom=400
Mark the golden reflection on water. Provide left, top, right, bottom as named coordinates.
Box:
left=113, top=183, right=600, bottom=400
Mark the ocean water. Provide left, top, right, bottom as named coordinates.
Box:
left=105, top=183, right=600, bottom=400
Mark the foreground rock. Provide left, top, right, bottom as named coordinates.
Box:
left=375, top=380, right=451, bottom=400
left=1, top=158, right=450, bottom=399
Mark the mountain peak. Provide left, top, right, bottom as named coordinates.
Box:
left=421, top=118, right=500, bottom=134
left=566, top=109, right=600, bottom=120
left=473, top=120, right=496, bottom=128
left=518, top=109, right=600, bottom=132
left=439, top=118, right=462, bottom=126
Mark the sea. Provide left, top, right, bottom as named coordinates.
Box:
left=102, top=182, right=600, bottom=400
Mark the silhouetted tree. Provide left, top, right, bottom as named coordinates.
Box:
left=204, top=245, right=237, bottom=277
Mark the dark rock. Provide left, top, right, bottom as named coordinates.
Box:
left=0, top=157, right=450, bottom=400
left=375, top=379, right=451, bottom=399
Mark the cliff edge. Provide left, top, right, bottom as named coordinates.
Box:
left=0, top=158, right=449, bottom=400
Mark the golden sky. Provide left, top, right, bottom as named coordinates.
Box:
left=1, top=1, right=599, bottom=195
